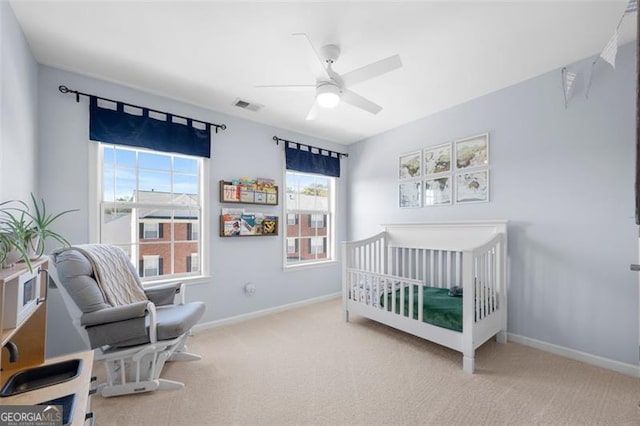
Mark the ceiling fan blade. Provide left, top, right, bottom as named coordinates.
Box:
left=254, top=84, right=315, bottom=91
left=292, top=33, right=331, bottom=80
left=306, top=102, right=319, bottom=121
left=341, top=89, right=383, bottom=115
left=341, top=54, right=402, bottom=87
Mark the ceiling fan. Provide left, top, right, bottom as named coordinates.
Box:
left=255, top=33, right=402, bottom=120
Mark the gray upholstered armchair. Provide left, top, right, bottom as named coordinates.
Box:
left=51, top=245, right=205, bottom=397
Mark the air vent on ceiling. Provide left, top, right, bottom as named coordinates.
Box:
left=233, top=98, right=262, bottom=112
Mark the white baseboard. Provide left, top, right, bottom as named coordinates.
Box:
left=508, top=333, right=640, bottom=378
left=192, top=292, right=341, bottom=333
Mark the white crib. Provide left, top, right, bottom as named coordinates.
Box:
left=342, top=221, right=508, bottom=373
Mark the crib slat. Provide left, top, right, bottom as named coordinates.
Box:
left=422, top=249, right=427, bottom=286
left=430, top=250, right=435, bottom=287
left=438, top=251, right=443, bottom=288
left=399, top=279, right=405, bottom=317
left=418, top=284, right=424, bottom=322
left=492, top=249, right=497, bottom=312
left=475, top=257, right=480, bottom=322
left=481, top=253, right=486, bottom=320
left=408, top=282, right=414, bottom=319
left=446, top=251, right=452, bottom=288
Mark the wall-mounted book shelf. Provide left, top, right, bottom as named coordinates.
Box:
left=220, top=211, right=278, bottom=237
left=219, top=180, right=278, bottom=206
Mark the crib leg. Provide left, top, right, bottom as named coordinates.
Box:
left=342, top=309, right=349, bottom=322
left=463, top=355, right=475, bottom=374
left=496, top=330, right=507, bottom=344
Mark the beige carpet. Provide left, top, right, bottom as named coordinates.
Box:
left=91, top=298, right=639, bottom=425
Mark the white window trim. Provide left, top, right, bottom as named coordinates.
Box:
left=282, top=170, right=336, bottom=269
left=89, top=143, right=211, bottom=286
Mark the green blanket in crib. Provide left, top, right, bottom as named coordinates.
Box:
left=380, top=286, right=463, bottom=332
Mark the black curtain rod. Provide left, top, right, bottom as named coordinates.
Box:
left=58, top=85, right=227, bottom=133
left=273, top=136, right=348, bottom=158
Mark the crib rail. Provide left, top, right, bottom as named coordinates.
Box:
left=386, top=246, right=463, bottom=289
left=343, top=232, right=386, bottom=274
left=469, top=234, right=504, bottom=321
left=346, top=269, right=424, bottom=320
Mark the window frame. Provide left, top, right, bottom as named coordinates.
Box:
left=89, top=143, right=210, bottom=286
left=283, top=170, right=336, bottom=268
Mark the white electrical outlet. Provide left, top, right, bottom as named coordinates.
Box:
left=244, top=283, right=256, bottom=295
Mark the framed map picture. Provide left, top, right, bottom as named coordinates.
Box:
left=424, top=143, right=451, bottom=176
left=455, top=170, right=489, bottom=203
left=424, top=177, right=452, bottom=206
left=399, top=181, right=422, bottom=208
left=455, top=133, right=489, bottom=170
left=399, top=151, right=422, bottom=180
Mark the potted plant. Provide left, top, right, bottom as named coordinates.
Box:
left=0, top=194, right=77, bottom=268
left=0, top=200, right=32, bottom=268
left=24, top=193, right=78, bottom=259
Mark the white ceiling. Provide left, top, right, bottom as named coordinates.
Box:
left=10, top=1, right=637, bottom=145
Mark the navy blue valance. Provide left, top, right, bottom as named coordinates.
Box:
left=285, top=142, right=341, bottom=177
left=89, top=96, right=211, bottom=158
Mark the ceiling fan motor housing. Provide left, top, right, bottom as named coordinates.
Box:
left=321, top=44, right=341, bottom=64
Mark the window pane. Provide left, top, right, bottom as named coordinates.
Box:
left=139, top=151, right=171, bottom=171
left=115, top=147, right=136, bottom=167
left=103, top=146, right=115, bottom=165
left=173, top=173, right=198, bottom=196
left=174, top=157, right=198, bottom=173
left=138, top=244, right=169, bottom=278
left=101, top=206, right=134, bottom=245
left=175, top=241, right=199, bottom=274
left=139, top=170, right=171, bottom=193
left=115, top=168, right=136, bottom=202
left=103, top=165, right=115, bottom=202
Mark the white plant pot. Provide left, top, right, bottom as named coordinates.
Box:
left=2, top=247, right=22, bottom=268
left=27, top=236, right=42, bottom=260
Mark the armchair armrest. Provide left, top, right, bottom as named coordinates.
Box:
left=144, top=281, right=184, bottom=306
left=81, top=301, right=149, bottom=327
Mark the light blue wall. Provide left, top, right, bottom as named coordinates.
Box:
left=0, top=1, right=38, bottom=201
left=37, top=66, right=347, bottom=356
left=347, top=43, right=638, bottom=365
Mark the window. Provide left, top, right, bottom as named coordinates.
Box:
left=98, top=144, right=203, bottom=282
left=309, top=236, right=326, bottom=255
left=287, top=238, right=298, bottom=255
left=187, top=253, right=199, bottom=273
left=284, top=171, right=334, bottom=266
left=142, top=255, right=160, bottom=277
left=309, top=214, right=325, bottom=228
left=142, top=223, right=160, bottom=240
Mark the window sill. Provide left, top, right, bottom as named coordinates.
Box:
left=142, top=274, right=212, bottom=288
left=283, top=260, right=339, bottom=272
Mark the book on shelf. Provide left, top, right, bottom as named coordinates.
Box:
left=240, top=213, right=258, bottom=235
left=262, top=215, right=277, bottom=234
left=223, top=184, right=240, bottom=202
left=240, top=187, right=254, bottom=203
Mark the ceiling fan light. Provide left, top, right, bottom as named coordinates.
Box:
left=316, top=84, right=341, bottom=108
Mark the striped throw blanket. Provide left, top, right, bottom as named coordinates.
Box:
left=65, top=244, right=147, bottom=307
